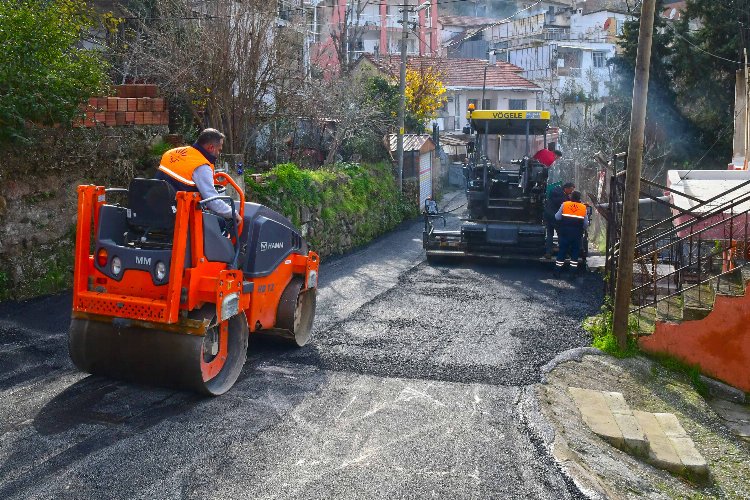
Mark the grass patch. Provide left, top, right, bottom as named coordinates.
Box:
left=583, top=299, right=640, bottom=358
left=648, top=353, right=709, bottom=397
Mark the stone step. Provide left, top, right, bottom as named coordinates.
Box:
left=633, top=411, right=709, bottom=482
left=568, top=387, right=648, bottom=456
left=569, top=387, right=709, bottom=482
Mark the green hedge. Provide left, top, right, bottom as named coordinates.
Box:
left=245, top=162, right=418, bottom=255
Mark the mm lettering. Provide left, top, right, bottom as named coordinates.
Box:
left=135, top=256, right=152, bottom=266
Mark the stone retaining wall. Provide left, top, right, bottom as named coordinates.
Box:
left=0, top=126, right=167, bottom=299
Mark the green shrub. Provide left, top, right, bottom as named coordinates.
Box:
left=245, top=161, right=417, bottom=255
left=150, top=139, right=172, bottom=157
left=0, top=0, right=110, bottom=142
left=583, top=298, right=639, bottom=358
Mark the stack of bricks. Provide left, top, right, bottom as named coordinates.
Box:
left=74, top=84, right=169, bottom=127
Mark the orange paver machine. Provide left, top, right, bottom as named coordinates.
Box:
left=69, top=173, right=319, bottom=395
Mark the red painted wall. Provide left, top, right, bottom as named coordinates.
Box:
left=639, top=288, right=750, bottom=392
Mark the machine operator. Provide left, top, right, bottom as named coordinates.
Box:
left=532, top=147, right=563, bottom=167
left=155, top=128, right=239, bottom=224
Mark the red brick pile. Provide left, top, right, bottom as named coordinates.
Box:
left=74, top=84, right=169, bottom=127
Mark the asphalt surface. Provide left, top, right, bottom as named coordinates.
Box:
left=0, top=191, right=603, bottom=499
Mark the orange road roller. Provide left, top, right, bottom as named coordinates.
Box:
left=68, top=173, right=319, bottom=395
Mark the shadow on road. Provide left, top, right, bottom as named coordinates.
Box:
left=33, top=376, right=203, bottom=436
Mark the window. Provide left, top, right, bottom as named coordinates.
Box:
left=482, top=99, right=491, bottom=110
left=508, top=99, right=527, bottom=110
left=616, top=20, right=625, bottom=36
left=592, top=51, right=606, bottom=68
left=455, top=96, right=461, bottom=129
left=467, top=98, right=479, bottom=109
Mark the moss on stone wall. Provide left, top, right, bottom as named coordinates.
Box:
left=246, top=162, right=419, bottom=257
left=0, top=125, right=167, bottom=300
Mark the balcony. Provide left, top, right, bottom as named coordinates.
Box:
left=557, top=67, right=582, bottom=77
left=349, top=13, right=422, bottom=30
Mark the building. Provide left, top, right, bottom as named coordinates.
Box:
left=387, top=134, right=438, bottom=208
left=354, top=54, right=541, bottom=133
left=310, top=0, right=440, bottom=75
left=439, top=15, right=500, bottom=59
left=485, top=0, right=633, bottom=111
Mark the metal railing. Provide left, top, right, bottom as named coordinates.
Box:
left=603, top=155, right=750, bottom=330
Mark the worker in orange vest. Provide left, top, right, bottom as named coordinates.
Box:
left=553, top=190, right=589, bottom=276
left=155, top=128, right=238, bottom=224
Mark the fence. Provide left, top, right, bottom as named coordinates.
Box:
left=603, top=154, right=750, bottom=329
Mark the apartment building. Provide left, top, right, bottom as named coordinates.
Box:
left=310, top=0, right=440, bottom=74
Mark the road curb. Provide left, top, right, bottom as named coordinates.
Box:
left=540, top=347, right=603, bottom=383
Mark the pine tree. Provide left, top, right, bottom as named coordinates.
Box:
left=671, top=0, right=749, bottom=161
left=609, top=0, right=699, bottom=163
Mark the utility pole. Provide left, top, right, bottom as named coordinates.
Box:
left=397, top=1, right=430, bottom=193
left=612, top=0, right=657, bottom=350
left=397, top=3, right=409, bottom=193
left=744, top=49, right=748, bottom=169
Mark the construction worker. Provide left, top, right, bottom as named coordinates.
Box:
left=554, top=190, right=589, bottom=276
left=155, top=128, right=238, bottom=223
left=532, top=147, right=563, bottom=168
left=544, top=182, right=575, bottom=259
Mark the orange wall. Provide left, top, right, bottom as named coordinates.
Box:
left=639, top=290, right=750, bottom=392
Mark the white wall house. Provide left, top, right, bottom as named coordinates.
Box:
left=489, top=2, right=632, bottom=108
left=353, top=54, right=541, bottom=133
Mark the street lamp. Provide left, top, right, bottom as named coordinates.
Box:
left=481, top=50, right=497, bottom=110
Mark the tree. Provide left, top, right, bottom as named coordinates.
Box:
left=302, top=75, right=388, bottom=164
left=113, top=0, right=304, bottom=159
left=364, top=76, right=423, bottom=134
left=0, top=0, right=110, bottom=142
left=611, top=0, right=750, bottom=166
left=328, top=0, right=370, bottom=75
left=671, top=0, right=749, bottom=162
left=405, top=65, right=448, bottom=131
left=608, top=0, right=698, bottom=164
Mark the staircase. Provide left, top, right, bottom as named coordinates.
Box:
left=569, top=387, right=709, bottom=481
left=603, top=167, right=750, bottom=393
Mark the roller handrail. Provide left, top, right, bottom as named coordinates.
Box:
left=212, top=172, right=246, bottom=235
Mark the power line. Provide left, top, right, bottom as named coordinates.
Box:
left=672, top=31, right=742, bottom=65
left=444, top=0, right=542, bottom=48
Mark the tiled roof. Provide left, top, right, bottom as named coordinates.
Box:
left=581, top=0, right=630, bottom=14
left=360, top=54, right=540, bottom=90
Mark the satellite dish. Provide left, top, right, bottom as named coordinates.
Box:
left=669, top=8, right=677, bottom=19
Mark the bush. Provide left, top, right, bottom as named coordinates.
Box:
left=583, top=299, right=639, bottom=358
left=0, top=0, right=110, bottom=142
left=246, top=162, right=418, bottom=255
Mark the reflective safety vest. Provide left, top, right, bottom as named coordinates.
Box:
left=158, top=146, right=214, bottom=189
left=560, top=201, right=587, bottom=228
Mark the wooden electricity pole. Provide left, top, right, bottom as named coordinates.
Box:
left=612, top=0, right=657, bottom=349
left=397, top=3, right=409, bottom=193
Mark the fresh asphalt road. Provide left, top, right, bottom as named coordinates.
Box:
left=0, top=192, right=602, bottom=499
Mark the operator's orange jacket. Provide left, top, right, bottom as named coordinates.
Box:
left=158, top=146, right=215, bottom=188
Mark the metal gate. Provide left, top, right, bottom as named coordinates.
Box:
left=419, top=152, right=432, bottom=207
